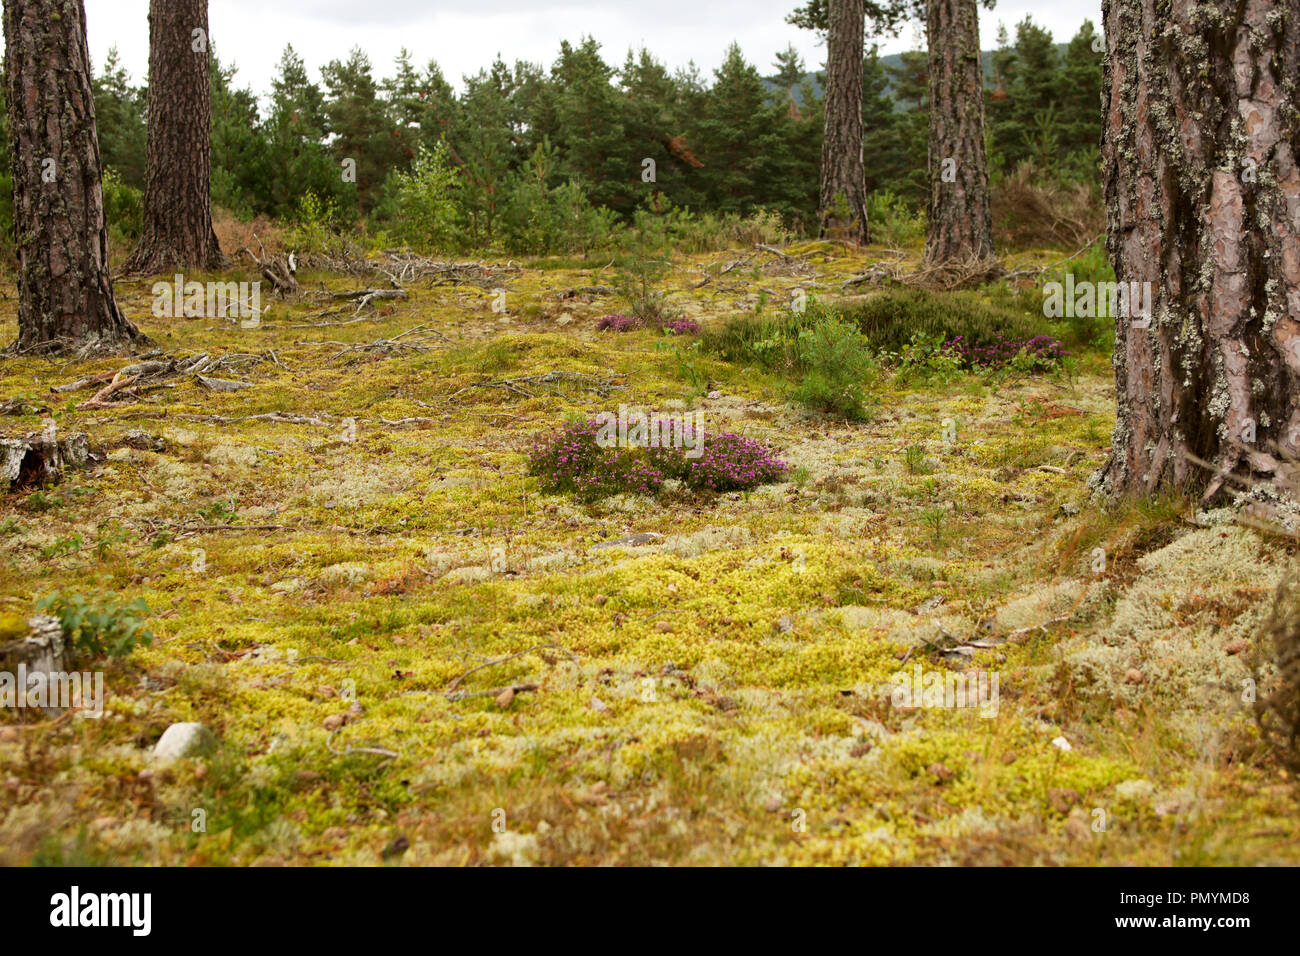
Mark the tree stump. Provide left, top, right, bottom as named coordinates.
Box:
left=0, top=431, right=90, bottom=493
left=0, top=615, right=70, bottom=715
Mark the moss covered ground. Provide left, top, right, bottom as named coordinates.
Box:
left=0, top=243, right=1295, bottom=866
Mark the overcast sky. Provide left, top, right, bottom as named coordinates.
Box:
left=74, top=0, right=1102, bottom=96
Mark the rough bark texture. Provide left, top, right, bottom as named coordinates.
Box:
left=3, top=0, right=145, bottom=354
left=924, top=0, right=994, bottom=263
left=819, top=0, right=870, bottom=244
left=1096, top=0, right=1300, bottom=498
left=124, top=0, right=224, bottom=274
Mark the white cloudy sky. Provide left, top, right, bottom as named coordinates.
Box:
left=75, top=0, right=1102, bottom=94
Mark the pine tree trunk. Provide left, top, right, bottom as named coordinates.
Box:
left=820, top=0, right=870, bottom=244
left=124, top=0, right=224, bottom=274
left=3, top=0, right=146, bottom=354
left=924, top=0, right=994, bottom=264
left=1096, top=0, right=1300, bottom=499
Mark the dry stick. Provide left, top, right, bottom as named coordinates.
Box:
left=447, top=683, right=539, bottom=701
left=444, top=642, right=576, bottom=694
left=325, top=729, right=397, bottom=759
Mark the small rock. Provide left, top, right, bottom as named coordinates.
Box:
left=1224, top=639, right=1249, bottom=656
left=381, top=834, right=410, bottom=860
left=1124, top=668, right=1146, bottom=684
left=1001, top=750, right=1018, bottom=765
left=152, top=722, right=215, bottom=762
left=1065, top=808, right=1092, bottom=841
left=0, top=727, right=18, bottom=744
left=928, top=762, right=955, bottom=783
left=1115, top=779, right=1155, bottom=801
left=495, top=687, right=516, bottom=709
left=322, top=714, right=345, bottom=731
left=589, top=696, right=610, bottom=714
left=764, top=794, right=784, bottom=813
left=1048, top=787, right=1081, bottom=814
left=654, top=621, right=675, bottom=633
left=591, top=532, right=663, bottom=550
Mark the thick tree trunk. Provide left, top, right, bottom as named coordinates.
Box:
left=819, top=0, right=870, bottom=244
left=1095, top=0, right=1300, bottom=499
left=3, top=0, right=145, bottom=354
left=924, top=0, right=994, bottom=263
left=124, top=0, right=224, bottom=274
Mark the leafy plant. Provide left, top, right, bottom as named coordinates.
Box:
left=35, top=591, right=154, bottom=660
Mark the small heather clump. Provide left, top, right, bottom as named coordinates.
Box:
left=528, top=418, right=787, bottom=499
left=944, top=334, right=1067, bottom=370
left=595, top=313, right=641, bottom=333
left=596, top=313, right=700, bottom=335
left=662, top=317, right=701, bottom=335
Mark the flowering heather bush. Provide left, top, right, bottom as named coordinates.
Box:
left=945, top=334, right=1067, bottom=370
left=595, top=313, right=641, bottom=332
left=653, top=431, right=789, bottom=492
left=528, top=418, right=787, bottom=499
left=595, top=313, right=700, bottom=335
left=662, top=317, right=701, bottom=335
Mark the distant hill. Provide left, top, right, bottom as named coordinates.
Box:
left=764, top=45, right=1072, bottom=110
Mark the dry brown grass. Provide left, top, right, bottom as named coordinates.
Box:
left=213, top=206, right=286, bottom=260
left=992, top=161, right=1104, bottom=249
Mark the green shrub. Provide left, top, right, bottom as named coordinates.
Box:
left=285, top=190, right=362, bottom=261
left=703, top=299, right=876, bottom=420
left=102, top=167, right=144, bottom=243
left=34, top=591, right=154, bottom=660
left=840, top=288, right=1048, bottom=353
left=865, top=189, right=925, bottom=247
left=499, top=143, right=616, bottom=256
left=788, top=309, right=877, bottom=420
left=385, top=141, right=463, bottom=253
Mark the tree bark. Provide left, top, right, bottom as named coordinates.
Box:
left=124, top=0, right=224, bottom=274
left=1096, top=0, right=1300, bottom=499
left=820, top=0, right=870, bottom=244
left=924, top=0, right=994, bottom=264
left=3, top=0, right=146, bottom=354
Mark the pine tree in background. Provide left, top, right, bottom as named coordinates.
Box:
left=322, top=47, right=397, bottom=217
left=988, top=16, right=1064, bottom=171
left=454, top=60, right=531, bottom=247
left=124, top=0, right=224, bottom=274
left=698, top=44, right=784, bottom=216
left=924, top=0, right=994, bottom=263
left=264, top=44, right=340, bottom=219
left=210, top=50, right=272, bottom=220
left=550, top=39, right=629, bottom=214
left=1058, top=21, right=1104, bottom=172
left=819, top=0, right=869, bottom=243
left=91, top=48, right=147, bottom=190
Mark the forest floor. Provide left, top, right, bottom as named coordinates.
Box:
left=0, top=243, right=1296, bottom=865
